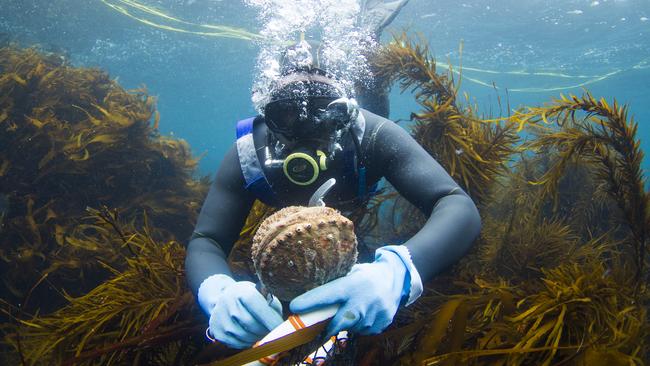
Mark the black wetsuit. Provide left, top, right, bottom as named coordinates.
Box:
left=185, top=109, right=482, bottom=295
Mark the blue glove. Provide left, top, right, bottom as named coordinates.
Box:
left=197, top=274, right=283, bottom=349
left=289, top=245, right=422, bottom=337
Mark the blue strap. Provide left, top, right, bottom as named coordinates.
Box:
left=356, top=167, right=379, bottom=199
left=235, top=117, right=280, bottom=207
left=236, top=117, right=255, bottom=139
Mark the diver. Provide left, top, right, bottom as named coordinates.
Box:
left=184, top=0, right=482, bottom=350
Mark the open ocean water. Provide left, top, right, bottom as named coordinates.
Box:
left=1, top=0, right=647, bottom=179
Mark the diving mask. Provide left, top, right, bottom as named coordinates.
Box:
left=264, top=96, right=359, bottom=140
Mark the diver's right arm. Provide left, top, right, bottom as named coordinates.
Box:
left=185, top=145, right=253, bottom=293
left=184, top=144, right=283, bottom=349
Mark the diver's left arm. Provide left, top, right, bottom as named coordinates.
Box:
left=374, top=120, right=482, bottom=282
left=290, top=118, right=481, bottom=337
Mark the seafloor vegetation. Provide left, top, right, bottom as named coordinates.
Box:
left=0, top=33, right=648, bottom=365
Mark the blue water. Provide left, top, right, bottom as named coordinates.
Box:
left=1, top=0, right=648, bottom=181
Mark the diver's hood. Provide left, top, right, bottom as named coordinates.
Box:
left=267, top=72, right=346, bottom=104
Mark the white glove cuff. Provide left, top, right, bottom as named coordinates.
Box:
left=377, top=245, right=423, bottom=306
left=197, top=274, right=235, bottom=315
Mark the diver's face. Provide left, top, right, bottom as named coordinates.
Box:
left=264, top=96, right=341, bottom=143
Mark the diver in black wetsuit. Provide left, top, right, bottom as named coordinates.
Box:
left=184, top=1, right=482, bottom=350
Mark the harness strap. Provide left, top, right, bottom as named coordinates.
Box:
left=235, top=117, right=279, bottom=206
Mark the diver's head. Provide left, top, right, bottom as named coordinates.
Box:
left=263, top=73, right=359, bottom=185
left=264, top=72, right=352, bottom=140
left=261, top=39, right=361, bottom=186
left=265, top=40, right=358, bottom=142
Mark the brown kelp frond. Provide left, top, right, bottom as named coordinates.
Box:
left=475, top=166, right=621, bottom=284
left=414, top=110, right=520, bottom=206
left=536, top=160, right=625, bottom=239
left=517, top=92, right=648, bottom=280
left=501, top=261, right=644, bottom=365
left=3, top=209, right=203, bottom=366
left=479, top=164, right=544, bottom=231
left=372, top=33, right=455, bottom=105
left=391, top=280, right=520, bottom=366
left=390, top=228, right=619, bottom=364
left=370, top=33, right=520, bottom=206
left=481, top=150, right=624, bottom=251
left=399, top=261, right=644, bottom=366
left=0, top=46, right=207, bottom=311
left=478, top=218, right=596, bottom=283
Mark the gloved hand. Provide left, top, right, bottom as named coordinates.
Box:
left=289, top=245, right=422, bottom=337
left=197, top=274, right=283, bottom=349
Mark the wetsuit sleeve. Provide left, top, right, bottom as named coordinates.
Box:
left=368, top=120, right=482, bottom=282
left=184, top=144, right=256, bottom=295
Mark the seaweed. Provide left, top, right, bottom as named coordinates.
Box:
left=514, top=94, right=649, bottom=281
left=2, top=207, right=205, bottom=365
left=360, top=34, right=520, bottom=248
left=371, top=34, right=520, bottom=207
left=0, top=46, right=208, bottom=314
left=402, top=260, right=645, bottom=366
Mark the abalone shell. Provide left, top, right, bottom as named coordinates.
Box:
left=251, top=206, right=358, bottom=301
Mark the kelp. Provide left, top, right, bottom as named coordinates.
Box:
left=514, top=94, right=649, bottom=280
left=359, top=34, right=520, bottom=246
left=362, top=207, right=640, bottom=365
left=477, top=218, right=611, bottom=283
left=370, top=33, right=520, bottom=206
left=482, top=155, right=622, bottom=243
left=0, top=46, right=208, bottom=313
left=2, top=207, right=205, bottom=365
left=403, top=260, right=645, bottom=366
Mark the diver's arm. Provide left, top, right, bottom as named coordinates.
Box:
left=186, top=144, right=284, bottom=348
left=370, top=120, right=482, bottom=282
left=185, top=144, right=255, bottom=295
left=289, top=116, right=478, bottom=336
